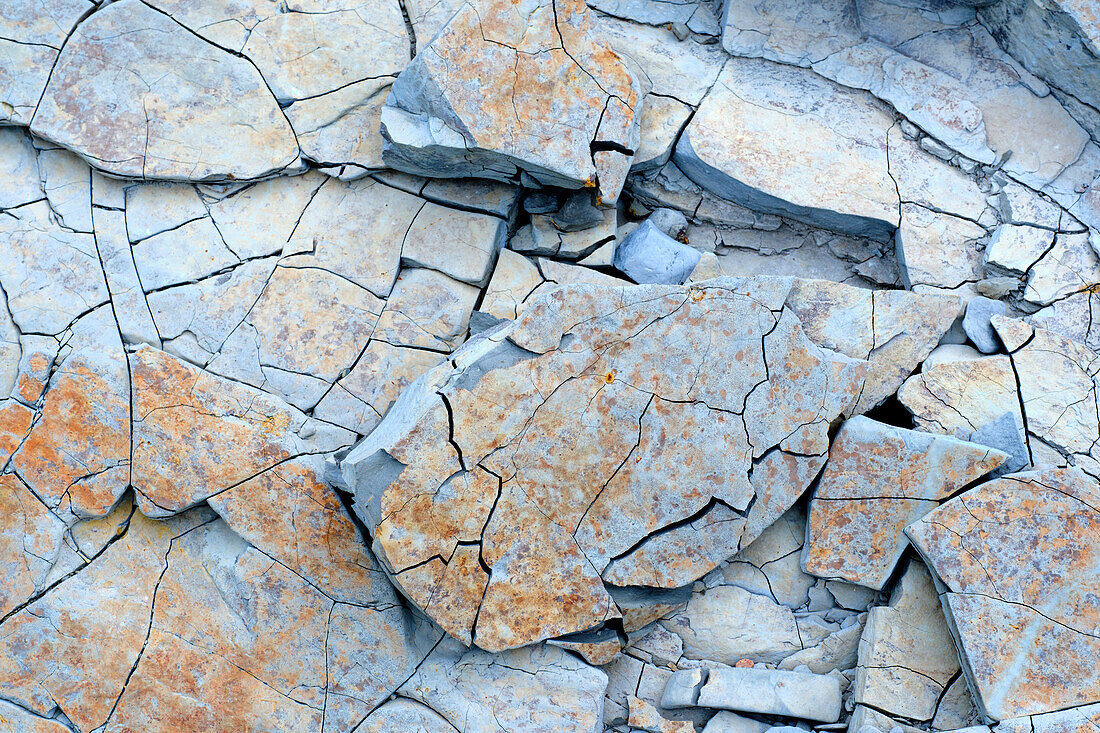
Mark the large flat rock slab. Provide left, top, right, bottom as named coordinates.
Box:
left=380, top=0, right=642, bottom=204
left=804, top=416, right=1007, bottom=590
left=30, top=0, right=301, bottom=180
left=338, top=276, right=883, bottom=651
left=906, top=467, right=1100, bottom=721
left=673, top=58, right=900, bottom=242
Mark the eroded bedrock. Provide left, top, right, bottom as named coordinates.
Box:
left=380, top=0, right=642, bottom=204
left=336, top=276, right=959, bottom=651
left=906, top=467, right=1100, bottom=721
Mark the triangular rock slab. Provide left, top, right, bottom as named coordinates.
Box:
left=338, top=276, right=874, bottom=651
left=906, top=467, right=1100, bottom=721
left=804, top=416, right=1008, bottom=590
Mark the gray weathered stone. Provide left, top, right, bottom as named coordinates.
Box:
left=963, top=296, right=1008, bottom=354
left=338, top=277, right=874, bottom=650
left=695, top=666, right=843, bottom=722
left=31, top=0, right=301, bottom=180
left=969, top=412, right=1030, bottom=477
left=614, top=220, right=701, bottom=284
left=907, top=467, right=1100, bottom=720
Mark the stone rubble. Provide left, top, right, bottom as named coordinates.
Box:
left=2, top=0, right=1100, bottom=729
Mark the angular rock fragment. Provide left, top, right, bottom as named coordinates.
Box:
left=784, top=279, right=961, bottom=412
left=546, top=627, right=623, bottom=666
left=401, top=202, right=508, bottom=286
left=0, top=509, right=209, bottom=731
left=0, top=474, right=66, bottom=617
left=380, top=0, right=642, bottom=204
left=907, top=467, right=1100, bottom=720
left=109, top=518, right=439, bottom=732
left=614, top=219, right=701, bottom=285
left=10, top=307, right=131, bottom=518
left=663, top=585, right=802, bottom=666
left=31, top=0, right=301, bottom=180
left=313, top=341, right=447, bottom=436
left=969, top=413, right=1030, bottom=478
left=36, top=147, right=91, bottom=233
left=0, top=0, right=94, bottom=126
left=681, top=666, right=843, bottom=722
left=854, top=558, right=963, bottom=722
left=91, top=206, right=160, bottom=347
left=674, top=59, right=900, bottom=241
left=963, top=296, right=1007, bottom=354
left=0, top=201, right=109, bottom=335
left=895, top=204, right=986, bottom=292
left=804, top=416, right=1008, bottom=590
left=339, top=277, right=875, bottom=650
left=993, top=317, right=1100, bottom=476
left=898, top=355, right=1022, bottom=439
left=1021, top=232, right=1100, bottom=306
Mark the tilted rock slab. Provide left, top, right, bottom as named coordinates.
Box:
left=30, top=0, right=302, bottom=180
left=380, top=0, right=642, bottom=204
left=673, top=58, right=900, bottom=242
left=906, top=467, right=1100, bottom=721
left=804, top=416, right=1008, bottom=591
left=338, top=276, right=886, bottom=651
left=853, top=558, right=963, bottom=722
left=979, top=0, right=1100, bottom=122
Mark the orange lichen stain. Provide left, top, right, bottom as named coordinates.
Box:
left=260, top=411, right=292, bottom=436
left=16, top=374, right=45, bottom=403
left=735, top=658, right=754, bottom=668
left=603, top=370, right=616, bottom=383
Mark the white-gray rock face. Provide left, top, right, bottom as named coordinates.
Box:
left=4, top=0, right=1100, bottom=728
left=30, top=0, right=302, bottom=180
left=665, top=666, right=843, bottom=722
left=674, top=59, right=900, bottom=242
left=979, top=0, right=1100, bottom=124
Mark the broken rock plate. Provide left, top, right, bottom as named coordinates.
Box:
left=337, top=276, right=883, bottom=651
left=906, top=467, right=1100, bottom=721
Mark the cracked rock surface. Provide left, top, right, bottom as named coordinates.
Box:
left=3, top=0, right=1100, bottom=729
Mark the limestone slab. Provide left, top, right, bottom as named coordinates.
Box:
left=338, top=277, right=872, bottom=650
left=907, top=467, right=1100, bottom=720
left=674, top=59, right=899, bottom=241
left=805, top=416, right=1007, bottom=590
left=381, top=0, right=641, bottom=204
left=31, top=0, right=301, bottom=180
left=130, top=346, right=353, bottom=518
